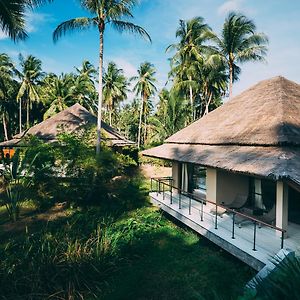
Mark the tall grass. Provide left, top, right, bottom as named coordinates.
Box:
left=0, top=207, right=163, bottom=299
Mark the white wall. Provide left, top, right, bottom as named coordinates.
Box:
left=276, top=181, right=289, bottom=237
left=216, top=170, right=249, bottom=205
left=206, top=168, right=217, bottom=203
left=172, top=162, right=180, bottom=190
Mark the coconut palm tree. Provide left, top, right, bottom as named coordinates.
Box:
left=152, top=89, right=188, bottom=142
left=131, top=62, right=157, bottom=149
left=200, top=62, right=228, bottom=117
left=0, top=53, right=16, bottom=140
left=42, top=73, right=74, bottom=119
left=211, top=12, right=268, bottom=98
left=0, top=0, right=52, bottom=41
left=75, top=60, right=97, bottom=83
left=53, top=0, right=151, bottom=154
left=103, top=62, right=129, bottom=126
left=166, top=17, right=213, bottom=119
left=16, top=54, right=44, bottom=132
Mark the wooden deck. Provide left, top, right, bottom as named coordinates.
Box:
left=150, top=191, right=300, bottom=271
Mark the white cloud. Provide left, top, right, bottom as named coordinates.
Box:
left=0, top=12, right=51, bottom=40
left=218, top=0, right=254, bottom=15
left=0, top=31, right=8, bottom=40
left=109, top=57, right=137, bottom=78
left=25, top=12, right=51, bottom=33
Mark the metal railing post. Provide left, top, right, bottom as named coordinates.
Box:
left=281, top=231, right=284, bottom=249
left=163, top=182, right=165, bottom=200
left=170, top=185, right=173, bottom=204
left=215, top=203, right=218, bottom=229
left=201, top=200, right=203, bottom=221
left=232, top=212, right=235, bottom=239
left=189, top=196, right=191, bottom=215
left=156, top=180, right=159, bottom=196
left=179, top=189, right=181, bottom=209
left=158, top=179, right=161, bottom=193
left=253, top=221, right=257, bottom=251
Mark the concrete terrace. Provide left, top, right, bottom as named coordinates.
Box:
left=150, top=191, right=300, bottom=271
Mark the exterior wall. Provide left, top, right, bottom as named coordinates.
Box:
left=206, top=168, right=217, bottom=203
left=276, top=181, right=289, bottom=237
left=172, top=162, right=180, bottom=190
left=216, top=170, right=249, bottom=205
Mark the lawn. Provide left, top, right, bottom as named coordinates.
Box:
left=101, top=208, right=253, bottom=300
left=0, top=203, right=253, bottom=300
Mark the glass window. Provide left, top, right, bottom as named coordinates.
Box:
left=192, top=166, right=206, bottom=192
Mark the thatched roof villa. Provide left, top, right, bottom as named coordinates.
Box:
left=143, top=76, right=300, bottom=270
left=0, top=103, right=135, bottom=149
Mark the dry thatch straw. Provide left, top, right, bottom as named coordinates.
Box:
left=143, top=76, right=300, bottom=188
left=0, top=103, right=135, bottom=148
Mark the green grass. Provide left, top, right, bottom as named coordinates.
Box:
left=101, top=208, right=253, bottom=300
left=0, top=204, right=253, bottom=300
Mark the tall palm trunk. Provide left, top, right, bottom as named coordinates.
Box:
left=96, top=28, right=104, bottom=155
left=19, top=99, right=22, bottom=134
left=26, top=99, right=30, bottom=129
left=229, top=59, right=233, bottom=99
left=188, top=76, right=194, bottom=120
left=109, top=109, right=112, bottom=126
left=204, top=92, right=213, bottom=116
left=2, top=114, right=8, bottom=141
left=137, top=96, right=144, bottom=149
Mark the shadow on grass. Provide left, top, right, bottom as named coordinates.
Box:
left=101, top=216, right=254, bottom=300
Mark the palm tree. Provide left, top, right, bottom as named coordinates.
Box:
left=75, top=60, right=97, bottom=82
left=16, top=54, right=44, bottom=132
left=131, top=62, right=157, bottom=149
left=211, top=12, right=268, bottom=98
left=199, top=62, right=228, bottom=117
left=166, top=17, right=213, bottom=119
left=42, top=73, right=74, bottom=119
left=152, top=89, right=188, bottom=142
left=0, top=53, right=15, bottom=140
left=53, top=0, right=151, bottom=154
left=103, top=62, right=129, bottom=126
left=0, top=0, right=52, bottom=41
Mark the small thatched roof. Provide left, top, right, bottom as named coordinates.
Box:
left=143, top=76, right=300, bottom=186
left=0, top=103, right=135, bottom=148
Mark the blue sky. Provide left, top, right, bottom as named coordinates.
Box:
left=1, top=0, right=300, bottom=100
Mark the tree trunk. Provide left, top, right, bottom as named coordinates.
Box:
left=229, top=62, right=233, bottom=99
left=137, top=96, right=144, bottom=149
left=19, top=99, right=22, bottom=134
left=109, top=109, right=112, bottom=126
left=204, top=92, right=213, bottom=115
left=96, top=28, right=104, bottom=155
left=144, top=117, right=147, bottom=145
left=189, top=76, right=194, bottom=120
left=26, top=99, right=30, bottom=129
left=2, top=114, right=8, bottom=141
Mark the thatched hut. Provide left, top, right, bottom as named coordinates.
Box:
left=143, top=76, right=300, bottom=236
left=0, top=103, right=135, bottom=159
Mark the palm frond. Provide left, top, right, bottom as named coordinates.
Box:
left=111, top=20, right=151, bottom=42
left=53, top=17, right=97, bottom=43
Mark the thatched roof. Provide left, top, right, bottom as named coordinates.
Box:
left=0, top=103, right=135, bottom=148
left=143, top=76, right=300, bottom=186
left=167, top=76, right=300, bottom=146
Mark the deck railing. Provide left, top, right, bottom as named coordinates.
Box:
left=151, top=177, right=286, bottom=252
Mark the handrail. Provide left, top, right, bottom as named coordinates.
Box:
left=151, top=177, right=286, bottom=234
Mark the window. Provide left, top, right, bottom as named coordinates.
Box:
left=192, top=166, right=206, bottom=193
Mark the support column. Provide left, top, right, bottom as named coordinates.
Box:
left=276, top=181, right=289, bottom=237
left=172, top=162, right=180, bottom=191
left=206, top=168, right=217, bottom=203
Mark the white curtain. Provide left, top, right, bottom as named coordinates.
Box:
left=181, top=163, right=188, bottom=193
left=254, top=179, right=265, bottom=210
